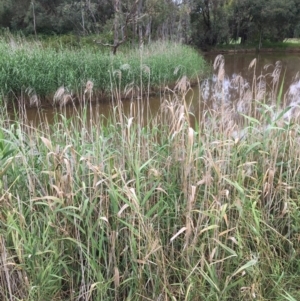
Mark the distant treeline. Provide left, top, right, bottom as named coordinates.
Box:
left=1, top=0, right=300, bottom=49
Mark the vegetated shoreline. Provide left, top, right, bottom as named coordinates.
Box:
left=1, top=54, right=300, bottom=300
left=208, top=39, right=300, bottom=54
left=0, top=36, right=208, bottom=107
left=210, top=47, right=300, bottom=54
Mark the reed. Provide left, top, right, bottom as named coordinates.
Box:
left=0, top=55, right=299, bottom=301
left=0, top=36, right=206, bottom=104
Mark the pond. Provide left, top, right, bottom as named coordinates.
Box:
left=16, top=52, right=300, bottom=126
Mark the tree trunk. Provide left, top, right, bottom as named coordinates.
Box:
left=94, top=0, right=140, bottom=55
left=32, top=1, right=37, bottom=37
left=113, top=0, right=120, bottom=47
left=146, top=17, right=151, bottom=43
left=138, top=0, right=143, bottom=47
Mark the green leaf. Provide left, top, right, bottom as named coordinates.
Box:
left=272, top=106, right=291, bottom=124
left=280, top=292, right=297, bottom=301
left=198, top=268, right=220, bottom=293
left=231, top=258, right=258, bottom=277
left=223, top=177, right=245, bottom=197
left=277, top=69, right=286, bottom=108
left=213, top=239, right=237, bottom=257
left=240, top=114, right=260, bottom=125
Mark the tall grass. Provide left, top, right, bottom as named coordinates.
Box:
left=0, top=34, right=206, bottom=104
left=0, top=55, right=300, bottom=301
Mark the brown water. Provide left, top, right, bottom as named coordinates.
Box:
left=15, top=52, right=300, bottom=125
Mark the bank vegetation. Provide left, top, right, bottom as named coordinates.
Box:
left=0, top=34, right=206, bottom=105
left=0, top=55, right=299, bottom=301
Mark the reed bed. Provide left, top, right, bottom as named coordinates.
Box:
left=0, top=35, right=206, bottom=104
left=0, top=55, right=300, bottom=301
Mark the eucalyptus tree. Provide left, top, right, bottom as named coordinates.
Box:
left=140, top=0, right=194, bottom=43
left=54, top=0, right=114, bottom=34
left=0, top=0, right=114, bottom=35
left=229, top=0, right=300, bottom=45
left=94, top=0, right=187, bottom=53
left=94, top=0, right=142, bottom=54
left=0, top=0, right=31, bottom=31
left=190, top=0, right=231, bottom=49
left=0, top=0, right=15, bottom=28
left=265, top=0, right=300, bottom=42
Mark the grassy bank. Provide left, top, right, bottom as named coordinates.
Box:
left=0, top=35, right=206, bottom=104
left=0, top=58, right=300, bottom=300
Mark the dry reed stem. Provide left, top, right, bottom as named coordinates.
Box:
left=53, top=86, right=65, bottom=105
left=85, top=80, right=94, bottom=93
left=52, top=86, right=74, bottom=107
left=175, top=75, right=190, bottom=94
left=0, top=236, right=28, bottom=300
left=29, top=94, right=41, bottom=107
left=213, top=54, right=225, bottom=85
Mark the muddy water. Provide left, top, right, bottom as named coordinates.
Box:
left=17, top=52, right=300, bottom=125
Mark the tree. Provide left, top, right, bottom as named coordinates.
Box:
left=190, top=0, right=231, bottom=49
left=265, top=0, right=300, bottom=42
left=229, top=0, right=300, bottom=45
left=0, top=0, right=15, bottom=28
left=54, top=0, right=114, bottom=34
left=94, top=0, right=143, bottom=54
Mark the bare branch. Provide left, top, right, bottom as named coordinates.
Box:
left=94, top=0, right=141, bottom=55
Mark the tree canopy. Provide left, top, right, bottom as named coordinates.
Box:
left=0, top=0, right=299, bottom=49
